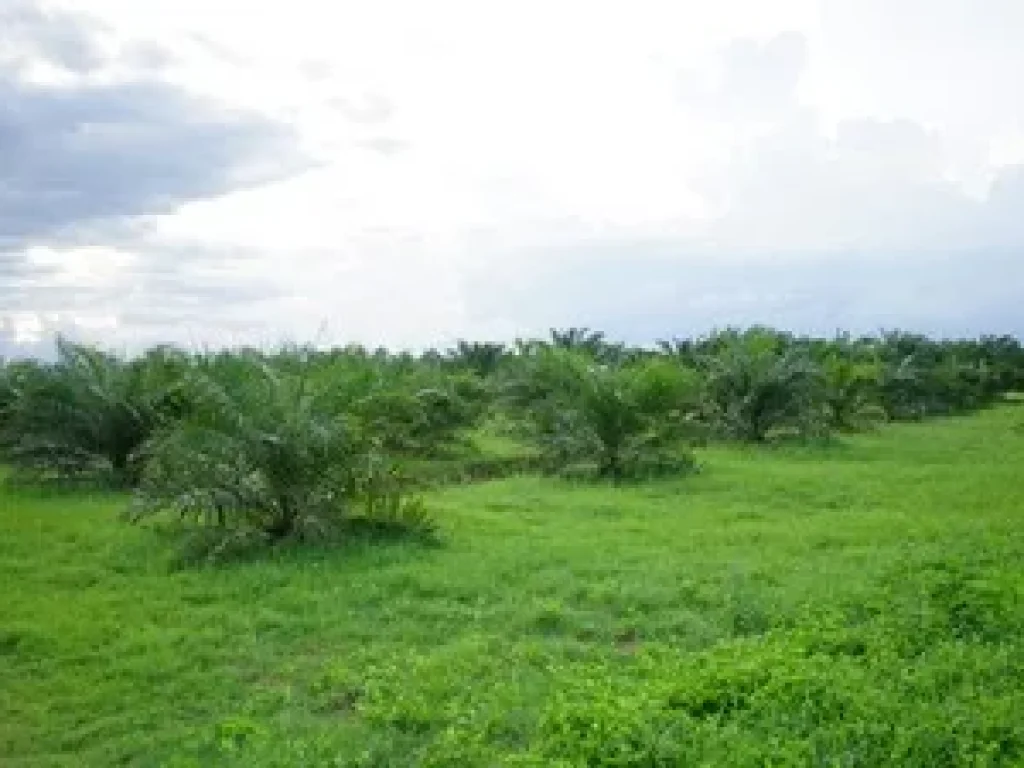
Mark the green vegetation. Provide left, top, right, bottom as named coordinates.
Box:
left=505, top=349, right=701, bottom=479
left=1, top=406, right=1022, bottom=765
left=697, top=332, right=828, bottom=442
left=0, top=340, right=186, bottom=488
left=130, top=356, right=430, bottom=556
left=3, top=328, right=1023, bottom=502
left=1, top=327, right=1023, bottom=764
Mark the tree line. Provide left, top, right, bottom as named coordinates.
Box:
left=1, top=327, right=1021, bottom=552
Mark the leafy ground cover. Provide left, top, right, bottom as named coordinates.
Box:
left=2, top=405, right=1022, bottom=766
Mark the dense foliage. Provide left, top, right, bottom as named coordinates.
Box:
left=1, top=327, right=1022, bottom=545
left=696, top=329, right=829, bottom=442
left=3, top=407, right=1023, bottom=765
left=0, top=340, right=186, bottom=487
left=2, top=328, right=1023, bottom=760
left=504, top=348, right=701, bottom=479
left=133, top=358, right=376, bottom=543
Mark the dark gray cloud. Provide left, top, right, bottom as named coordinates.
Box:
left=0, top=1, right=306, bottom=249
left=0, top=78, right=303, bottom=245
left=0, top=0, right=309, bottom=356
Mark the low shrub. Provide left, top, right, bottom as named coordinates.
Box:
left=129, top=360, right=431, bottom=557
left=505, top=350, right=702, bottom=481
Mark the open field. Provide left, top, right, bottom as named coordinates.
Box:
left=2, top=405, right=1023, bottom=766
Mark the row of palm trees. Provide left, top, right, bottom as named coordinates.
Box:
left=1, top=327, right=1020, bottom=548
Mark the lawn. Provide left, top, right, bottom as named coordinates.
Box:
left=2, top=406, right=1022, bottom=766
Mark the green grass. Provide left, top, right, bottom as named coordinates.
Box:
left=2, top=407, right=1023, bottom=766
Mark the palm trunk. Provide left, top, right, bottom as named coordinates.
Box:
left=266, top=497, right=297, bottom=540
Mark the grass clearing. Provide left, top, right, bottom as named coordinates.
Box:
left=2, top=406, right=1023, bottom=766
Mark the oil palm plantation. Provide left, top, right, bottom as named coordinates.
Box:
left=0, top=339, right=186, bottom=487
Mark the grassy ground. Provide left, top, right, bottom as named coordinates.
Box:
left=2, top=407, right=1023, bottom=766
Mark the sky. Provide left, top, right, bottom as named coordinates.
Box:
left=2, top=0, right=1023, bottom=356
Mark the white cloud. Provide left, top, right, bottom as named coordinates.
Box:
left=3, top=0, right=1024, bottom=355
left=25, top=245, right=135, bottom=287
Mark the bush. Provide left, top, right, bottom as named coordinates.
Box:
left=130, top=359, right=430, bottom=553
left=820, top=352, right=886, bottom=431
left=2, top=327, right=1020, bottom=499
left=348, top=371, right=488, bottom=458
left=699, top=331, right=829, bottom=442
left=0, top=339, right=186, bottom=488
left=507, top=350, right=702, bottom=480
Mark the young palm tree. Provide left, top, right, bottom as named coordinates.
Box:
left=132, top=357, right=428, bottom=543
left=548, top=327, right=628, bottom=364
left=509, top=349, right=701, bottom=479
left=445, top=341, right=507, bottom=378
left=700, top=332, right=828, bottom=442
left=820, top=348, right=885, bottom=432
left=0, top=339, right=185, bottom=487
left=134, top=359, right=354, bottom=537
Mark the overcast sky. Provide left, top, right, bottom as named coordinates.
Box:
left=2, top=0, right=1023, bottom=355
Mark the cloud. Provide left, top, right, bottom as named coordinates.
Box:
left=458, top=235, right=1024, bottom=342
left=329, top=94, right=394, bottom=124
left=451, top=12, right=1024, bottom=345
left=817, top=0, right=1024, bottom=130
left=712, top=111, right=1024, bottom=253
left=2, top=0, right=1024, bottom=356
left=0, top=236, right=303, bottom=358
left=677, top=30, right=809, bottom=128
left=0, top=78, right=303, bottom=245
left=357, top=136, right=408, bottom=156
left=0, top=0, right=311, bottom=355
left=0, top=0, right=306, bottom=249
left=678, top=27, right=1024, bottom=255
left=1, top=0, right=105, bottom=74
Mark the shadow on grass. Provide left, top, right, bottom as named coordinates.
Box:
left=715, top=433, right=861, bottom=462
left=405, top=454, right=547, bottom=488
left=0, top=473, right=128, bottom=502
left=120, top=515, right=444, bottom=572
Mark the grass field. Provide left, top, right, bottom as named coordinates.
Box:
left=2, top=406, right=1023, bottom=766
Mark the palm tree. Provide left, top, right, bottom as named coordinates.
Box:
left=510, top=349, right=701, bottom=479
left=820, top=351, right=884, bottom=431
left=700, top=333, right=828, bottom=442
left=0, top=339, right=185, bottom=487
left=133, top=358, right=366, bottom=539
left=445, top=341, right=507, bottom=377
